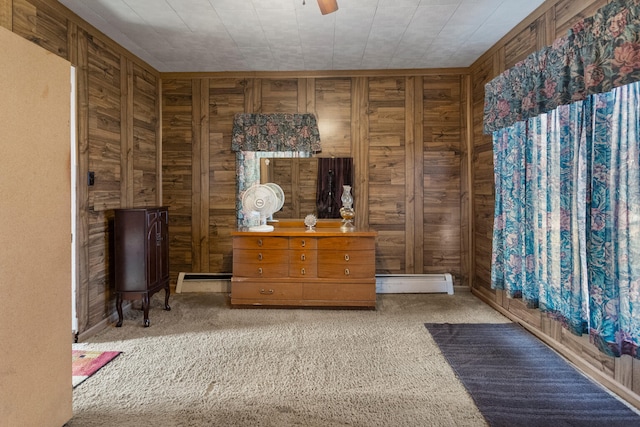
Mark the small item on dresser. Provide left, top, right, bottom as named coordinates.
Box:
left=304, top=214, right=317, bottom=231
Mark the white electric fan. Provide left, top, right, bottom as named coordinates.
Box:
left=264, top=183, right=285, bottom=222
left=242, top=183, right=282, bottom=232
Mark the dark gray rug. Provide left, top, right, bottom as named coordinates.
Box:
left=424, top=323, right=640, bottom=427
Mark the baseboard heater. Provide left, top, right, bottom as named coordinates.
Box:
left=175, top=273, right=232, bottom=293
left=375, top=273, right=454, bottom=295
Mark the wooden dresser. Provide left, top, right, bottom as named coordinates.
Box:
left=231, top=222, right=377, bottom=308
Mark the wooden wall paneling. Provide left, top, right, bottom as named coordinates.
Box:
left=75, top=27, right=89, bottom=334
left=156, top=75, right=163, bottom=205
left=0, top=0, right=11, bottom=30
left=84, top=32, right=122, bottom=328
left=262, top=78, right=298, bottom=112
left=461, top=75, right=473, bottom=287
left=554, top=0, right=608, bottom=39
left=351, top=77, right=369, bottom=230
left=162, top=79, right=194, bottom=283
left=299, top=77, right=316, bottom=114
left=132, top=63, right=159, bottom=207
left=244, top=78, right=261, bottom=113
left=633, top=358, right=640, bottom=393
left=87, top=34, right=122, bottom=212
left=191, top=79, right=210, bottom=273
left=208, top=78, right=245, bottom=273
left=504, top=21, right=539, bottom=69
left=368, top=77, right=406, bottom=273
left=315, top=78, right=352, bottom=157
left=423, top=75, right=462, bottom=281
left=413, top=76, right=425, bottom=274
left=12, top=0, right=68, bottom=58
left=404, top=76, right=416, bottom=273
left=121, top=57, right=134, bottom=207
left=87, top=210, right=113, bottom=325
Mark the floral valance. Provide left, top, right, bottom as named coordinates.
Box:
left=484, top=0, right=640, bottom=134
left=231, top=113, right=321, bottom=152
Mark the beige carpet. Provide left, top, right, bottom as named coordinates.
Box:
left=69, top=289, right=510, bottom=427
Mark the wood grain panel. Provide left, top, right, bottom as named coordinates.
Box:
left=423, top=76, right=462, bottom=282
left=554, top=0, right=607, bottom=39
left=12, top=0, right=67, bottom=58
left=261, top=79, right=298, bottom=112
left=87, top=34, right=121, bottom=212
left=504, top=22, right=538, bottom=69
left=315, top=78, right=351, bottom=156
left=209, top=79, right=245, bottom=273
left=162, top=79, right=193, bottom=282
left=132, top=61, right=159, bottom=209
left=368, top=76, right=406, bottom=237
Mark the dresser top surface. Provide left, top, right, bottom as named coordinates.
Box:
left=232, top=227, right=377, bottom=237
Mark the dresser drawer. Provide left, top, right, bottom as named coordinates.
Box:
left=233, top=236, right=289, bottom=250
left=289, top=237, right=317, bottom=250
left=289, top=250, right=317, bottom=278
left=317, top=250, right=374, bottom=265
left=231, top=282, right=303, bottom=300
left=233, top=249, right=288, bottom=264
left=317, top=261, right=375, bottom=279
left=303, top=282, right=376, bottom=302
left=233, top=261, right=289, bottom=278
left=317, top=237, right=375, bottom=250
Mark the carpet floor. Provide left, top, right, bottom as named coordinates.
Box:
left=68, top=290, right=629, bottom=427
left=424, top=323, right=640, bottom=427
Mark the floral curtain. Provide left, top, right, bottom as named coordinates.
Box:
left=484, top=0, right=640, bottom=134
left=492, top=81, right=640, bottom=358
left=231, top=113, right=321, bottom=153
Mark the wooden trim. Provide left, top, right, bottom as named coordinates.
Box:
left=297, top=78, right=307, bottom=113
left=462, top=74, right=474, bottom=287
left=351, top=77, right=369, bottom=229
left=75, top=28, right=90, bottom=334
left=199, top=79, right=210, bottom=272
left=66, top=20, right=77, bottom=66
left=161, top=68, right=471, bottom=81
left=414, top=76, right=424, bottom=273
left=306, top=78, right=316, bottom=116
left=121, top=56, right=134, bottom=207
left=405, top=76, right=416, bottom=273
left=191, top=79, right=210, bottom=272
left=156, top=76, right=163, bottom=206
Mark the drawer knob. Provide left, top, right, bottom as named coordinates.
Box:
left=301, top=240, right=306, bottom=247
left=345, top=268, right=350, bottom=276
left=257, top=239, right=263, bottom=247
left=301, top=254, right=306, bottom=261
left=301, top=268, right=306, bottom=275
left=258, top=267, right=263, bottom=275
left=260, top=288, right=274, bottom=295
left=344, top=254, right=350, bottom=261
left=258, top=253, right=263, bottom=261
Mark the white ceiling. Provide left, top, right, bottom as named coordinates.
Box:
left=58, top=0, right=546, bottom=73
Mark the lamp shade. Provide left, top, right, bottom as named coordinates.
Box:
left=317, top=0, right=338, bottom=15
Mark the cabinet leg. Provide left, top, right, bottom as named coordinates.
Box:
left=115, top=293, right=123, bottom=327
left=142, top=294, right=150, bottom=327
left=164, top=285, right=171, bottom=311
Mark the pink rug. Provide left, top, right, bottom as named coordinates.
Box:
left=72, top=350, right=121, bottom=388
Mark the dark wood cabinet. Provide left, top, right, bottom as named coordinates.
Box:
left=114, top=207, right=170, bottom=327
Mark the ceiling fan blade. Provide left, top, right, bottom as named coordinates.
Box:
left=317, top=0, right=338, bottom=15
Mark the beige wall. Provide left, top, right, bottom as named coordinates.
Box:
left=0, top=26, right=72, bottom=426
